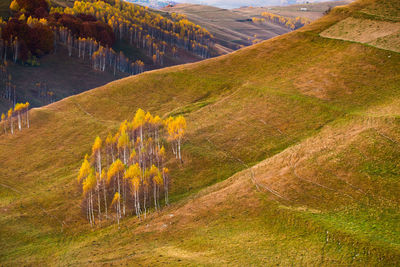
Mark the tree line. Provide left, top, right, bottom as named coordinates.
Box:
left=77, top=108, right=187, bottom=226
left=59, top=0, right=213, bottom=60
left=0, top=0, right=213, bottom=77
left=0, top=102, right=30, bottom=135
left=252, top=12, right=311, bottom=30
left=57, top=27, right=144, bottom=75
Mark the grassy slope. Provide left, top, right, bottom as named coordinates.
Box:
left=0, top=0, right=399, bottom=265
left=320, top=0, right=400, bottom=52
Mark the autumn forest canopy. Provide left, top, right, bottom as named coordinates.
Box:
left=0, top=0, right=214, bottom=69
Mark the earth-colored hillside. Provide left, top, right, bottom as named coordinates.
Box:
left=163, top=4, right=290, bottom=53
left=0, top=0, right=399, bottom=265
left=320, top=1, right=400, bottom=52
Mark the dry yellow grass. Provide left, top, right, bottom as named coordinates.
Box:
left=320, top=17, right=400, bottom=52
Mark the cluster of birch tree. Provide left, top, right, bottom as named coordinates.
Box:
left=1, top=0, right=213, bottom=77
left=77, top=108, right=187, bottom=226
left=58, top=0, right=213, bottom=60
left=1, top=102, right=30, bottom=135
left=258, top=12, right=311, bottom=30
left=56, top=27, right=144, bottom=75
left=0, top=19, right=22, bottom=64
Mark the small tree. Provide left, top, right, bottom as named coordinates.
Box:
left=125, top=163, right=141, bottom=217
left=118, top=130, right=130, bottom=164
left=92, top=136, right=103, bottom=220
left=163, top=167, right=169, bottom=205
left=14, top=103, right=23, bottom=131
left=10, top=0, right=20, bottom=12
left=25, top=102, right=30, bottom=128
left=150, top=165, right=163, bottom=210
left=107, top=159, right=125, bottom=221
left=1, top=113, right=6, bottom=134
left=77, top=154, right=91, bottom=184
left=7, top=108, right=13, bottom=134
left=175, top=115, right=186, bottom=161
left=166, top=115, right=187, bottom=161
left=118, top=130, right=130, bottom=216
left=133, top=108, right=145, bottom=143
left=105, top=132, right=114, bottom=163
left=111, top=192, right=120, bottom=226
left=83, top=168, right=96, bottom=226
left=101, top=169, right=108, bottom=219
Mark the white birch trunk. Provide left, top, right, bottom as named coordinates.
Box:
left=17, top=113, right=21, bottom=131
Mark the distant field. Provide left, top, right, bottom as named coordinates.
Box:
left=163, top=4, right=290, bottom=53
left=235, top=0, right=353, bottom=20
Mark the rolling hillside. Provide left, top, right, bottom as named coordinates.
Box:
left=235, top=0, right=353, bottom=21
left=0, top=0, right=399, bottom=265
left=163, top=4, right=291, bottom=53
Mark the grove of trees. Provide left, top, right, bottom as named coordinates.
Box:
left=58, top=1, right=213, bottom=60
left=0, top=0, right=214, bottom=101
left=253, top=12, right=311, bottom=30
left=77, top=108, right=187, bottom=227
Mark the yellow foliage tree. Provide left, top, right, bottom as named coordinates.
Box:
left=1, top=113, right=6, bottom=134
left=166, top=115, right=186, bottom=161
left=82, top=168, right=96, bottom=226
left=14, top=103, right=24, bottom=131
left=10, top=0, right=20, bottom=12
left=107, top=159, right=124, bottom=220
left=77, top=154, right=91, bottom=183
left=125, top=163, right=142, bottom=217
left=133, top=108, right=145, bottom=142
left=111, top=192, right=121, bottom=225
left=7, top=108, right=13, bottom=134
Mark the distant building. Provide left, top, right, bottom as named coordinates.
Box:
left=300, top=7, right=308, bottom=11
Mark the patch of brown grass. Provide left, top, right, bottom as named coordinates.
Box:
left=320, top=17, right=400, bottom=52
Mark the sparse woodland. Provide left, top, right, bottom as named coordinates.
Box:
left=58, top=0, right=214, bottom=64
left=0, top=0, right=213, bottom=72
left=77, top=108, right=186, bottom=227
left=0, top=102, right=30, bottom=135
left=0, top=0, right=214, bottom=108
left=252, top=12, right=311, bottom=30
